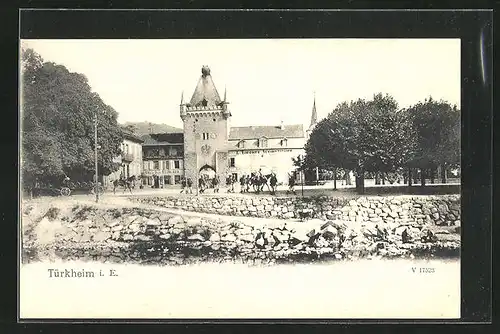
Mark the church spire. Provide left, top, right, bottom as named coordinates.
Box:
left=310, top=92, right=317, bottom=128
left=223, top=86, right=227, bottom=102
left=180, top=90, right=184, bottom=105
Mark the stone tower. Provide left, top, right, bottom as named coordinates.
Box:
left=180, top=65, right=231, bottom=188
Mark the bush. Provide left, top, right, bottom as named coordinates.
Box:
left=44, top=207, right=60, bottom=221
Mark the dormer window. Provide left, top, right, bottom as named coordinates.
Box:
left=238, top=140, right=245, bottom=149
left=201, top=98, right=208, bottom=107
left=258, top=137, right=268, bottom=148
left=281, top=138, right=288, bottom=147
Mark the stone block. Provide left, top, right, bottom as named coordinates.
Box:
left=188, top=234, right=205, bottom=242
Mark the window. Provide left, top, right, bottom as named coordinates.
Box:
left=238, top=140, right=245, bottom=148
left=164, top=160, right=170, bottom=170
left=143, top=162, right=149, bottom=170
left=281, top=138, right=288, bottom=147
left=201, top=98, right=208, bottom=107
left=202, top=133, right=210, bottom=140
left=174, top=175, right=181, bottom=184
left=170, top=147, right=177, bottom=156
left=174, top=160, right=180, bottom=169
left=258, top=138, right=268, bottom=148
left=154, top=161, right=159, bottom=170
left=229, top=157, right=235, bottom=167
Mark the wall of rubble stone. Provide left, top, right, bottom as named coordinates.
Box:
left=22, top=195, right=461, bottom=265
left=132, top=195, right=461, bottom=226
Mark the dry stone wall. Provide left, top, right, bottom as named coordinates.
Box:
left=22, top=195, right=461, bottom=265
left=133, top=195, right=461, bottom=226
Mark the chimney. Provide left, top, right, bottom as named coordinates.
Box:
left=280, top=121, right=284, bottom=130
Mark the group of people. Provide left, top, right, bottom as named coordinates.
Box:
left=179, top=169, right=298, bottom=195
left=179, top=177, right=194, bottom=194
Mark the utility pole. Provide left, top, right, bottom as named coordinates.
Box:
left=301, top=155, right=304, bottom=197
left=316, top=166, right=319, bottom=186
left=193, top=124, right=199, bottom=196
left=94, top=112, right=99, bottom=203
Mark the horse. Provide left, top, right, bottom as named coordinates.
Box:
left=250, top=172, right=273, bottom=194
left=112, top=175, right=136, bottom=194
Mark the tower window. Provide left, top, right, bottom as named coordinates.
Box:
left=229, top=157, right=235, bottom=167
left=202, top=133, right=210, bottom=140
left=202, top=99, right=208, bottom=107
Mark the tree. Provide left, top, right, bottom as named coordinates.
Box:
left=304, top=93, right=418, bottom=194
left=21, top=48, right=124, bottom=190
left=407, top=97, right=460, bottom=185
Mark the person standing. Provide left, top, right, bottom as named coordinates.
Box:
left=213, top=175, right=220, bottom=193
left=180, top=177, right=186, bottom=194
left=198, top=176, right=205, bottom=194
left=245, top=174, right=251, bottom=193
left=186, top=177, right=193, bottom=194
left=269, top=173, right=277, bottom=195
left=287, top=172, right=296, bottom=195
left=231, top=174, right=236, bottom=193
left=239, top=174, right=246, bottom=193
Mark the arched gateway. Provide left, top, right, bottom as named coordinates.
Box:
left=199, top=164, right=216, bottom=179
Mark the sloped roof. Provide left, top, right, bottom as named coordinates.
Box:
left=188, top=66, right=223, bottom=108
left=141, top=133, right=184, bottom=145
left=122, top=129, right=144, bottom=143
left=229, top=124, right=304, bottom=140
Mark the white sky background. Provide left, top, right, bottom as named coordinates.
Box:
left=21, top=39, right=460, bottom=129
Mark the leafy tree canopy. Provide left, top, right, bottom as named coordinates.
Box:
left=407, top=97, right=460, bottom=169
left=304, top=93, right=460, bottom=179
left=305, top=93, right=417, bottom=175
left=21, top=48, right=124, bottom=186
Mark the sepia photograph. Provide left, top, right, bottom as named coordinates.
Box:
left=19, top=38, right=461, bottom=319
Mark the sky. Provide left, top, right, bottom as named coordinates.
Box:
left=20, top=39, right=460, bottom=129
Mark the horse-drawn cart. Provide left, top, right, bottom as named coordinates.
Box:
left=32, top=177, right=104, bottom=197
left=66, top=180, right=105, bottom=195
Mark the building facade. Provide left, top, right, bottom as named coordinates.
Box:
left=141, top=133, right=184, bottom=187
left=105, top=130, right=144, bottom=188
left=227, top=124, right=305, bottom=184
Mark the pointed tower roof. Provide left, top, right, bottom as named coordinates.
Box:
left=189, top=65, right=222, bottom=108
left=309, top=93, right=318, bottom=128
